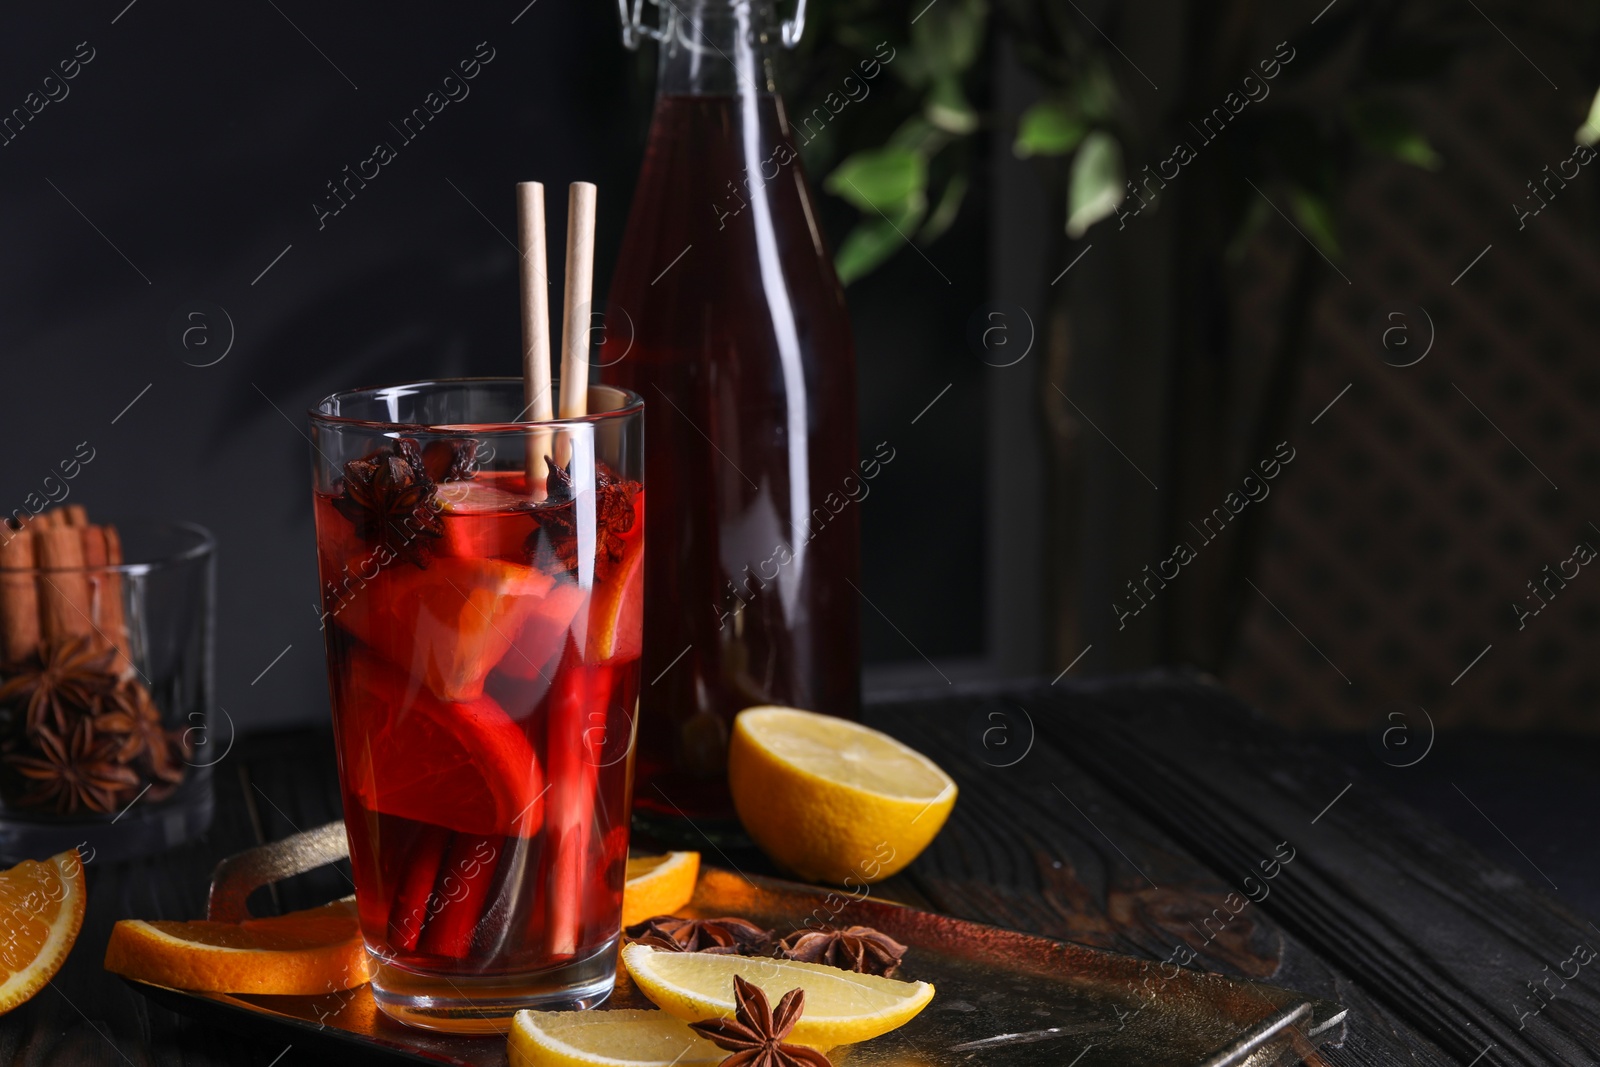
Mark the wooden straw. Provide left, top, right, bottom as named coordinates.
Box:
left=517, top=181, right=554, bottom=487
left=558, top=182, right=597, bottom=421
left=546, top=181, right=599, bottom=959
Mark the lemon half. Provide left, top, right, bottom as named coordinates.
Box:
left=728, top=706, right=956, bottom=884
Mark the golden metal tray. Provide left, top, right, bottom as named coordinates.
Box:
left=128, top=823, right=1347, bottom=1065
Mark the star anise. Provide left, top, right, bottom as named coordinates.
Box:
left=332, top=446, right=444, bottom=568
left=526, top=457, right=641, bottom=578
left=777, top=925, right=908, bottom=977
left=625, top=915, right=774, bottom=955
left=414, top=438, right=480, bottom=483
left=93, top=680, right=183, bottom=784
left=6, top=718, right=139, bottom=814
left=0, top=636, right=119, bottom=735
left=689, top=975, right=830, bottom=1067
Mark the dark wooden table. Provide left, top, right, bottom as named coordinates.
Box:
left=3, top=671, right=1597, bottom=1066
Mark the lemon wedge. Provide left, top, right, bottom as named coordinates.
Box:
left=621, top=943, right=934, bottom=1049
left=508, top=1008, right=725, bottom=1067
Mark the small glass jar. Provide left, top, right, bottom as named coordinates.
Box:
left=0, top=518, right=216, bottom=862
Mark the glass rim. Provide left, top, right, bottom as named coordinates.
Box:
left=307, top=376, right=645, bottom=433
left=0, top=518, right=215, bottom=577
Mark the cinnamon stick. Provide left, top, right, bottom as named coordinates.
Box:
left=0, top=527, right=40, bottom=666
left=63, top=505, right=87, bottom=526
left=545, top=655, right=609, bottom=959
left=35, top=525, right=93, bottom=645
left=80, top=526, right=109, bottom=653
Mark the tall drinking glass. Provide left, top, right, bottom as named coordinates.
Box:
left=308, top=379, right=644, bottom=1033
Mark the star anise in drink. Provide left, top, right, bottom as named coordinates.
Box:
left=413, top=438, right=480, bottom=483
left=527, top=457, right=640, bottom=578
left=5, top=718, right=140, bottom=814
left=777, top=925, right=908, bottom=977
left=625, top=915, right=774, bottom=955
left=0, top=635, right=118, bottom=735
left=689, top=975, right=829, bottom=1067
left=333, top=446, right=444, bottom=568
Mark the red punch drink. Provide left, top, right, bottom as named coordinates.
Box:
left=309, top=381, right=644, bottom=1033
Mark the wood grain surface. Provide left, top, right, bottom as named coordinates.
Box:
left=1, top=674, right=1591, bottom=1066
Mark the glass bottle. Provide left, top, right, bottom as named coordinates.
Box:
left=604, top=0, right=861, bottom=827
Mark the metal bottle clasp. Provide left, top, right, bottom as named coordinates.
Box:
left=616, top=0, right=806, bottom=51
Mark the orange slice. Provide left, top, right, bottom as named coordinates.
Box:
left=620, top=851, right=699, bottom=928
left=585, top=527, right=644, bottom=665
left=337, top=555, right=566, bottom=702
left=104, top=899, right=371, bottom=996
left=436, top=475, right=540, bottom=561
left=336, top=649, right=544, bottom=837
left=0, top=849, right=86, bottom=1014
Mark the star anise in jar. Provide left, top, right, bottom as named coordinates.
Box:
left=332, top=446, right=444, bottom=568
left=526, top=457, right=641, bottom=579
left=93, top=680, right=183, bottom=785
left=689, top=975, right=830, bottom=1067
left=625, top=915, right=774, bottom=955
left=777, top=925, right=908, bottom=977
left=5, top=718, right=139, bottom=815
left=0, top=635, right=119, bottom=735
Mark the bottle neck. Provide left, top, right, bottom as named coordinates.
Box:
left=656, top=0, right=779, bottom=97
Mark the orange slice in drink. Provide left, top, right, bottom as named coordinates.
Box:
left=337, top=555, right=567, bottom=702
left=0, top=849, right=86, bottom=1014
left=582, top=489, right=645, bottom=665
left=497, top=581, right=586, bottom=681
left=104, top=899, right=370, bottom=995
left=435, top=474, right=539, bottom=561
left=585, top=537, right=643, bottom=665
left=337, top=649, right=544, bottom=837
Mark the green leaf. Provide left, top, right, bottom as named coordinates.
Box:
left=1065, top=132, right=1124, bottom=237
left=1348, top=100, right=1440, bottom=170
left=1577, top=86, right=1600, bottom=146
left=1072, top=64, right=1122, bottom=124
left=835, top=201, right=927, bottom=284
left=1287, top=187, right=1341, bottom=259
left=1014, top=100, right=1086, bottom=158
left=926, top=77, right=979, bottom=135
left=889, top=116, right=939, bottom=153
left=919, top=172, right=969, bottom=243
left=910, top=0, right=987, bottom=79
left=825, top=148, right=928, bottom=212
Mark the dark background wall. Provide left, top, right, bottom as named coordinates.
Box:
left=0, top=0, right=994, bottom=733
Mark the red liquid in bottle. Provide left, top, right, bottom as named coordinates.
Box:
left=604, top=89, right=861, bottom=824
